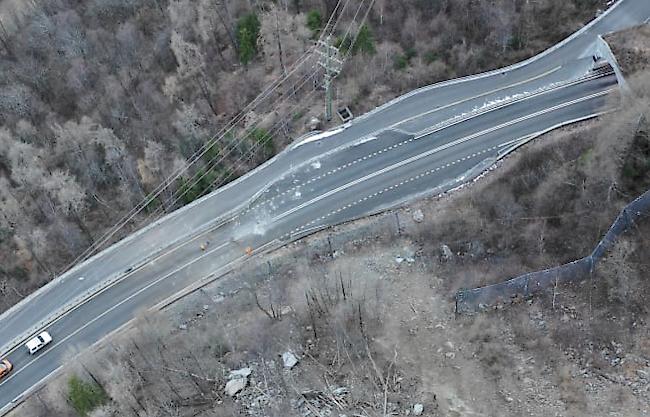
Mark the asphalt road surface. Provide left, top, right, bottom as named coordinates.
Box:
left=1, top=0, right=650, bottom=412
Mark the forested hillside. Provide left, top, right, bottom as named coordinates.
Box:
left=0, top=0, right=604, bottom=311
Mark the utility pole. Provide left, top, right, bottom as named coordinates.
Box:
left=317, top=36, right=343, bottom=121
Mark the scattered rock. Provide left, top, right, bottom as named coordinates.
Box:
left=229, top=367, right=252, bottom=379
left=395, top=256, right=404, bottom=264
left=280, top=305, right=293, bottom=315
left=467, top=240, right=485, bottom=258
left=308, top=117, right=321, bottom=131
left=440, top=244, right=454, bottom=262
left=413, top=403, right=424, bottom=416
left=225, top=377, right=247, bottom=396
left=412, top=209, right=424, bottom=223
left=282, top=351, right=299, bottom=369
left=225, top=367, right=251, bottom=396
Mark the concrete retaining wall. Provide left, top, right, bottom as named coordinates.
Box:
left=596, top=34, right=631, bottom=94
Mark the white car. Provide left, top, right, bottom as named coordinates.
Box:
left=25, top=331, right=52, bottom=355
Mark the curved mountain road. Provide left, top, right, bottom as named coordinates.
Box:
left=1, top=0, right=649, bottom=412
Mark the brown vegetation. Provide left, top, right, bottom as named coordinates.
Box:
left=605, top=23, right=650, bottom=77
left=0, top=0, right=605, bottom=313
left=13, top=67, right=650, bottom=417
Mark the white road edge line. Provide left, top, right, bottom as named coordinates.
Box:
left=388, top=65, right=562, bottom=131
left=0, top=366, right=62, bottom=415
left=267, top=70, right=609, bottom=209
left=272, top=88, right=613, bottom=223
left=0, top=212, right=238, bottom=359
left=0, top=240, right=232, bottom=386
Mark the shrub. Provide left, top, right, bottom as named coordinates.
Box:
left=393, top=55, right=409, bottom=70
left=144, top=196, right=162, bottom=213
left=336, top=25, right=375, bottom=56
left=424, top=50, right=439, bottom=64
left=306, top=10, right=322, bottom=35
left=177, top=167, right=220, bottom=205
left=0, top=227, right=13, bottom=244
left=11, top=267, right=29, bottom=281
left=334, top=36, right=352, bottom=54
left=620, top=123, right=650, bottom=194
left=352, top=24, right=375, bottom=55
left=67, top=375, right=108, bottom=417
left=393, top=48, right=417, bottom=70
left=248, top=127, right=275, bottom=156
left=508, top=34, right=525, bottom=51
left=236, top=13, right=261, bottom=65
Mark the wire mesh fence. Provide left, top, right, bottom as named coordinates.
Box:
left=456, top=188, right=650, bottom=314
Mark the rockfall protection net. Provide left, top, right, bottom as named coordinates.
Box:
left=455, top=188, right=650, bottom=314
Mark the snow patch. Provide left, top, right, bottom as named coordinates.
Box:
left=295, top=126, right=346, bottom=147
left=352, top=135, right=378, bottom=147
left=411, top=78, right=572, bottom=139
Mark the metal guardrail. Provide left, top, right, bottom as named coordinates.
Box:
left=412, top=68, right=614, bottom=141
left=0, top=6, right=623, bottom=362
left=0, top=263, right=141, bottom=358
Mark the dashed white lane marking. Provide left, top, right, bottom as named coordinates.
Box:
left=0, top=240, right=232, bottom=386
left=248, top=68, right=607, bottom=215
left=259, top=87, right=614, bottom=222
left=286, top=85, right=613, bottom=236
left=245, top=133, right=422, bottom=213
left=284, top=145, right=499, bottom=237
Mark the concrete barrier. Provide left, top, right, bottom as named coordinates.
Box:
left=596, top=35, right=631, bottom=95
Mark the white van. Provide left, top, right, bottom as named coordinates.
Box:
left=25, top=331, right=53, bottom=355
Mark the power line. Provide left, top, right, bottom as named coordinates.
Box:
left=126, top=3, right=362, bottom=224
left=62, top=0, right=375, bottom=271
left=152, top=1, right=377, bottom=215
left=172, top=0, right=378, bottom=213
left=146, top=70, right=323, bottom=219
left=63, top=48, right=319, bottom=272
left=63, top=46, right=321, bottom=267
left=152, top=0, right=377, bottom=223
left=204, top=86, right=325, bottom=194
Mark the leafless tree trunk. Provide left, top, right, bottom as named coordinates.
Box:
left=274, top=8, right=286, bottom=76
left=0, top=19, right=13, bottom=57
left=195, top=76, right=220, bottom=118
left=214, top=0, right=238, bottom=52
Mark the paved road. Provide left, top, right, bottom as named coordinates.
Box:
left=1, top=0, right=647, bottom=350
left=1, top=0, right=649, bottom=411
